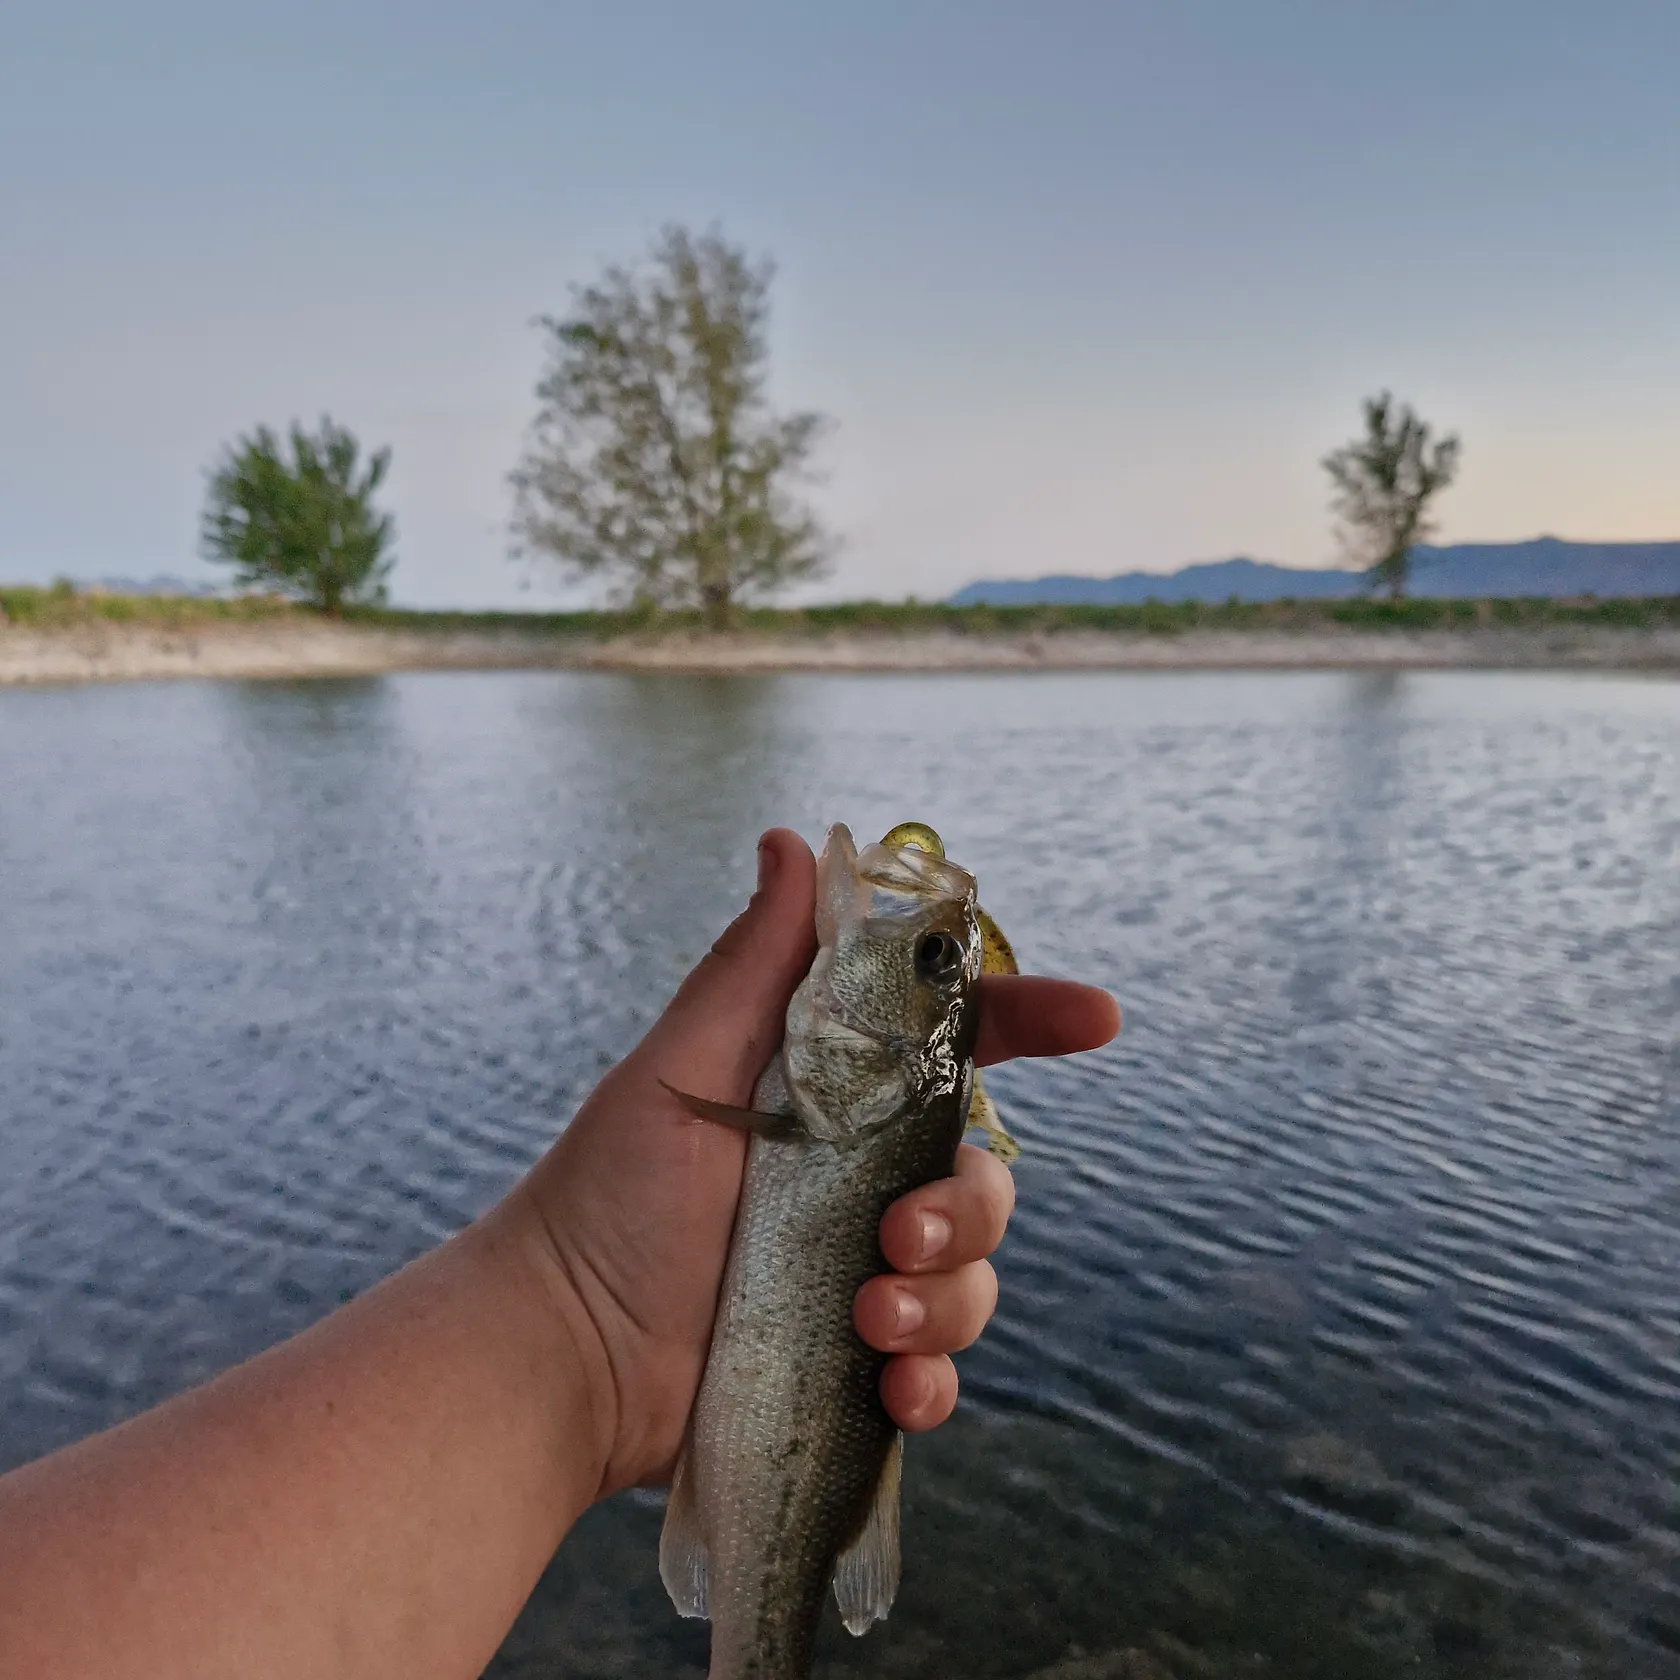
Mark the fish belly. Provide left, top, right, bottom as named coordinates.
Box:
left=690, top=1112, right=958, bottom=1680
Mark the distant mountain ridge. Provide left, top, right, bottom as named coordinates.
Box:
left=949, top=539, right=1680, bottom=605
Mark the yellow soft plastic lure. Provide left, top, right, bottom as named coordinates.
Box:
left=880, top=823, right=1020, bottom=1163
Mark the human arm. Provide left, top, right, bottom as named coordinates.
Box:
left=0, top=827, right=1119, bottom=1679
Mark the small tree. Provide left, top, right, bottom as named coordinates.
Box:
left=510, top=225, right=833, bottom=626
left=1322, top=393, right=1461, bottom=600
left=202, top=418, right=395, bottom=613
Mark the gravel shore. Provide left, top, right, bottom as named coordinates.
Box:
left=3, top=618, right=1678, bottom=686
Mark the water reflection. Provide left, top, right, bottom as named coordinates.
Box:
left=1, top=670, right=1677, bottom=1677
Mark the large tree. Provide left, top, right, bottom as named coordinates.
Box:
left=510, top=225, right=833, bottom=625
left=202, top=418, right=395, bottom=613
left=1322, top=393, right=1461, bottom=600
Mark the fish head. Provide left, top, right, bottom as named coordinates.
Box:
left=782, top=824, right=983, bottom=1141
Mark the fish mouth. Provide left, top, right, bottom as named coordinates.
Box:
left=778, top=825, right=981, bottom=1140
left=813, top=824, right=862, bottom=951
left=819, top=823, right=977, bottom=935
left=810, top=820, right=979, bottom=1045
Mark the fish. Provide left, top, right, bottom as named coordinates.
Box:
left=659, top=821, right=1018, bottom=1679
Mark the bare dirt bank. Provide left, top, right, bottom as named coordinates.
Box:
left=0, top=621, right=589, bottom=686
left=3, top=618, right=1678, bottom=687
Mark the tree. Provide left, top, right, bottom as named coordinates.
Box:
left=510, top=225, right=833, bottom=626
left=202, top=418, right=395, bottom=613
left=1322, top=393, right=1461, bottom=600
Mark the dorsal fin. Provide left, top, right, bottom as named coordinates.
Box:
left=977, top=906, right=1018, bottom=975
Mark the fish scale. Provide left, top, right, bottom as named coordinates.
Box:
left=660, top=823, right=1003, bottom=1680
left=696, top=1103, right=970, bottom=1677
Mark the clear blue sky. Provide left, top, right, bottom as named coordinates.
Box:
left=3, top=1, right=1677, bottom=606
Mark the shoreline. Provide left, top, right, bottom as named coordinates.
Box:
left=2, top=618, right=1679, bottom=686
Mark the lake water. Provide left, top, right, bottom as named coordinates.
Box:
left=1, top=669, right=1677, bottom=1678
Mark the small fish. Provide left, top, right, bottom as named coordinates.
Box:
left=661, top=821, right=1017, bottom=1679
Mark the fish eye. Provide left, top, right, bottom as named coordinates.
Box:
left=914, top=930, right=964, bottom=985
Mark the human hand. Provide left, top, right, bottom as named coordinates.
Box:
left=508, top=828, right=1119, bottom=1501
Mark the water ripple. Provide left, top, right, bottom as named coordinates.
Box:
left=2, top=670, right=1678, bottom=1676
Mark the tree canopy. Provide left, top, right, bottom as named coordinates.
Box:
left=510, top=225, right=833, bottom=625
left=201, top=418, right=395, bottom=613
left=1322, top=393, right=1461, bottom=600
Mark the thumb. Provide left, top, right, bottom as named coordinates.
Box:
left=636, top=827, right=818, bottom=1103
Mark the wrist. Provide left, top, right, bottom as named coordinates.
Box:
left=475, top=1185, right=621, bottom=1515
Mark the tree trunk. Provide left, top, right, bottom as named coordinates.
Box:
left=699, top=577, right=732, bottom=631
left=1385, top=546, right=1408, bottom=602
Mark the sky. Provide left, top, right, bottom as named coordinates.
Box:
left=2, top=1, right=1677, bottom=609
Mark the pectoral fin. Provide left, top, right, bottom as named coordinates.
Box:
left=659, top=1080, right=807, bottom=1141
left=658, top=1444, right=710, bottom=1620
left=832, top=1432, right=902, bottom=1636
left=966, top=1071, right=1020, bottom=1165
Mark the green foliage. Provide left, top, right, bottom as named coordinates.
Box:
left=343, top=594, right=1680, bottom=640
left=4, top=590, right=1677, bottom=641
left=510, top=225, right=833, bottom=628
left=1323, top=394, right=1461, bottom=600
left=201, top=418, right=395, bottom=613
left=0, top=585, right=300, bottom=629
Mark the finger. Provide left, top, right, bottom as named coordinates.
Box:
left=880, top=1354, right=958, bottom=1433
left=879, top=1144, right=1015, bottom=1274
left=636, top=828, right=818, bottom=1105
left=975, top=974, right=1121, bottom=1068
left=854, top=1260, right=999, bottom=1355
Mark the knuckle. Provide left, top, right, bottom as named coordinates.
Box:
left=929, top=1263, right=994, bottom=1350
left=953, top=1181, right=1009, bottom=1258
left=707, top=913, right=755, bottom=961
left=978, top=1149, right=1017, bottom=1205
left=985, top=1181, right=1015, bottom=1246
left=852, top=1279, right=886, bottom=1336
left=960, top=1258, right=995, bottom=1314
left=863, top=1272, right=896, bottom=1310
left=912, top=1358, right=942, bottom=1412
left=891, top=1355, right=954, bottom=1430
left=880, top=1198, right=919, bottom=1259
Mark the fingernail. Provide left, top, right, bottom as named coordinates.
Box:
left=892, top=1289, right=925, bottom=1338
left=917, top=1211, right=952, bottom=1261
left=756, top=837, right=777, bottom=892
